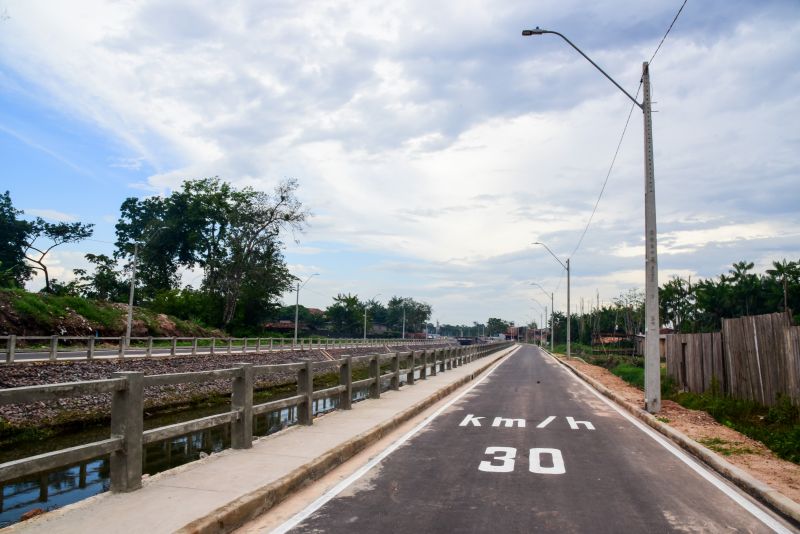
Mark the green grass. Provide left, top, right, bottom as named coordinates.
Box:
left=610, top=362, right=645, bottom=389
left=697, top=437, right=755, bottom=456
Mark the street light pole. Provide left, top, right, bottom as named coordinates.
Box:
left=125, top=242, right=138, bottom=348
left=293, top=273, right=319, bottom=347
left=523, top=27, right=661, bottom=412
left=364, top=293, right=381, bottom=340
left=533, top=242, right=570, bottom=359
left=402, top=306, right=406, bottom=339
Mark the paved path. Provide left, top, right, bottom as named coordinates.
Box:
left=270, top=345, right=794, bottom=533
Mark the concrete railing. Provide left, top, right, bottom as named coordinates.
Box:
left=0, top=341, right=513, bottom=493
left=0, top=335, right=450, bottom=363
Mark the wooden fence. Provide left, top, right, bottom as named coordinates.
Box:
left=665, top=312, right=799, bottom=405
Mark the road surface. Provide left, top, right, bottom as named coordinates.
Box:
left=271, top=345, right=795, bottom=533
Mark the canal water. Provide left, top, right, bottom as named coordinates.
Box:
left=0, top=378, right=407, bottom=527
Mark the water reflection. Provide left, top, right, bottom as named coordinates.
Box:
left=1, top=387, right=376, bottom=526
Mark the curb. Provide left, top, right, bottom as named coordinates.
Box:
left=549, top=352, right=800, bottom=526
left=178, top=347, right=517, bottom=534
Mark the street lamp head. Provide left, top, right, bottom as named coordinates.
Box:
left=522, top=27, right=546, bottom=36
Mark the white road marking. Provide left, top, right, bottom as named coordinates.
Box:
left=548, top=348, right=793, bottom=534
left=536, top=415, right=556, bottom=428
left=269, top=345, right=521, bottom=534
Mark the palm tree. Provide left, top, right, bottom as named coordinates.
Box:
left=766, top=259, right=800, bottom=313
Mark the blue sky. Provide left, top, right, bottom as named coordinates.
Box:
left=1, top=0, right=799, bottom=327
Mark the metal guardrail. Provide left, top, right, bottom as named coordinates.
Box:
left=0, top=341, right=513, bottom=493
left=0, top=335, right=450, bottom=363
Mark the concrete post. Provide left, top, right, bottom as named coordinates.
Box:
left=256, top=338, right=262, bottom=352
left=146, top=336, right=153, bottom=358
left=420, top=350, right=428, bottom=380
left=118, top=337, right=125, bottom=359
left=297, top=361, right=313, bottom=425
left=6, top=334, right=16, bottom=363
left=406, top=351, right=416, bottom=385
left=339, top=356, right=353, bottom=410
left=87, top=336, right=95, bottom=360
left=170, top=337, right=177, bottom=356
left=242, top=338, right=248, bottom=353
left=49, top=335, right=58, bottom=361
left=369, top=355, right=380, bottom=399
left=430, top=348, right=438, bottom=376
left=227, top=338, right=232, bottom=355
left=231, top=363, right=254, bottom=449
left=191, top=338, right=198, bottom=356
left=270, top=338, right=274, bottom=351
left=210, top=337, right=216, bottom=356
left=390, top=353, right=400, bottom=390
left=110, top=371, right=144, bottom=492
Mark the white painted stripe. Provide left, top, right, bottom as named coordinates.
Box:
left=553, top=349, right=792, bottom=534
left=536, top=415, right=556, bottom=428
left=269, top=346, right=521, bottom=534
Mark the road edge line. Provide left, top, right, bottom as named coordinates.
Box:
left=177, top=346, right=519, bottom=534
left=546, top=350, right=800, bottom=527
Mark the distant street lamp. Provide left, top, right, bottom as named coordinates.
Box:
left=533, top=242, right=570, bottom=359
left=523, top=27, right=661, bottom=412
left=402, top=305, right=406, bottom=339
left=125, top=226, right=167, bottom=348
left=531, top=282, right=555, bottom=353
left=294, top=273, right=319, bottom=347
left=363, top=293, right=381, bottom=340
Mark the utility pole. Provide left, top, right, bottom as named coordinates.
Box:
left=402, top=306, right=406, bottom=339
left=293, top=273, right=319, bottom=347
left=566, top=258, right=571, bottom=360
left=125, top=243, right=138, bottom=348
left=642, top=61, right=661, bottom=412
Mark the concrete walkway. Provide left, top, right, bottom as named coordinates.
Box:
left=11, top=347, right=516, bottom=534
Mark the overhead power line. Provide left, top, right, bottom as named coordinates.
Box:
left=568, top=0, right=688, bottom=260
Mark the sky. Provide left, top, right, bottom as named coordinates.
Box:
left=1, top=0, right=799, bottom=328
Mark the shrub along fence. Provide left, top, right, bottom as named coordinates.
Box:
left=0, top=341, right=512, bottom=493
left=665, top=312, right=799, bottom=406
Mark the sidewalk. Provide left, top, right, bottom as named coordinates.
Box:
left=11, top=346, right=516, bottom=534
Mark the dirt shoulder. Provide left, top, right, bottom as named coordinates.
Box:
left=558, top=355, right=800, bottom=505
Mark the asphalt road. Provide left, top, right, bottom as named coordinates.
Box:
left=275, top=345, right=794, bottom=533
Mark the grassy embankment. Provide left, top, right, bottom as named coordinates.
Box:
left=546, top=342, right=800, bottom=464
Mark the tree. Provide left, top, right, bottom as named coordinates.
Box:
left=0, top=191, right=33, bottom=287
left=77, top=254, right=128, bottom=301
left=24, top=218, right=93, bottom=292
left=326, top=293, right=363, bottom=336
left=660, top=276, right=694, bottom=332
left=766, top=259, right=799, bottom=313
left=486, top=317, right=511, bottom=337
left=386, top=296, right=433, bottom=334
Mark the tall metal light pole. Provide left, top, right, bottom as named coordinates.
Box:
left=531, top=282, right=555, bottom=353
left=125, top=227, right=166, bottom=348
left=533, top=242, right=570, bottom=359
left=363, top=293, right=381, bottom=340
left=294, top=273, right=319, bottom=347
left=523, top=27, right=661, bottom=412
left=402, top=305, right=406, bottom=339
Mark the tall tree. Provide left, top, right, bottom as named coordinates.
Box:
left=0, top=191, right=32, bottom=287
left=326, top=293, right=363, bottom=336
left=24, top=218, right=93, bottom=292
left=766, top=259, right=799, bottom=313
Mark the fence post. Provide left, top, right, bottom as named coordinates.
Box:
left=231, top=363, right=254, bottom=449
left=87, top=336, right=95, bottom=360
left=391, top=353, right=400, bottom=390
left=170, top=337, right=177, bottom=356
left=256, top=338, right=262, bottom=353
left=118, top=337, right=125, bottom=359
left=242, top=338, right=248, bottom=353
left=49, top=335, right=58, bottom=361
left=191, top=338, right=198, bottom=356
left=146, top=337, right=153, bottom=358
left=369, top=355, right=380, bottom=399
left=210, top=337, right=216, bottom=356
left=6, top=335, right=16, bottom=363
left=297, top=361, right=314, bottom=425
left=227, top=338, right=233, bottom=355
left=420, top=350, right=428, bottom=380
left=340, top=356, right=353, bottom=410
left=430, top=348, right=438, bottom=376
left=407, top=351, right=416, bottom=385
left=446, top=348, right=453, bottom=370
left=110, top=371, right=144, bottom=492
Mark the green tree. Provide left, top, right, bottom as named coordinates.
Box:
left=486, top=317, right=511, bottom=337
left=326, top=293, right=364, bottom=337
left=766, top=259, right=800, bottom=313
left=0, top=191, right=33, bottom=287
left=24, top=218, right=94, bottom=292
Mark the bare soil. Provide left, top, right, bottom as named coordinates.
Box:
left=562, top=356, right=800, bottom=504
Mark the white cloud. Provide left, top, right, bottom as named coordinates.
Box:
left=4, top=0, right=800, bottom=324
left=25, top=208, right=79, bottom=222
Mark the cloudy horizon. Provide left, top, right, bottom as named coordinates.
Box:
left=2, top=0, right=798, bottom=327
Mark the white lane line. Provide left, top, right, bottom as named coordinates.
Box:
left=269, top=346, right=521, bottom=534
left=549, top=348, right=793, bottom=534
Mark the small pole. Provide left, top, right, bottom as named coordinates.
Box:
left=87, top=336, right=95, bottom=360
left=297, top=361, right=314, bottom=425
left=369, top=355, right=380, bottom=399
left=49, top=335, right=58, bottom=361
left=7, top=334, right=16, bottom=363
left=231, top=363, right=254, bottom=449
left=339, top=356, right=353, bottom=410
left=110, top=371, right=144, bottom=492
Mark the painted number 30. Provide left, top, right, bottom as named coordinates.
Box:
left=478, top=446, right=565, bottom=474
